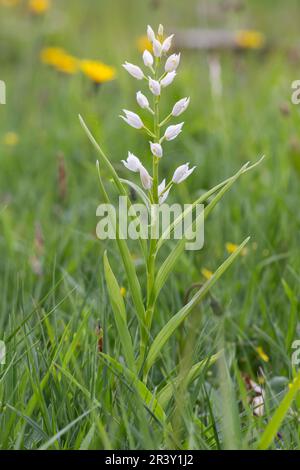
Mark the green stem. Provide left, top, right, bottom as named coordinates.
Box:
left=139, top=57, right=161, bottom=377
left=159, top=112, right=172, bottom=128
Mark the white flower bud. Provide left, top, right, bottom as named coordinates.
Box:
left=158, top=24, right=164, bottom=37
left=162, top=34, right=174, bottom=54
left=165, top=53, right=181, bottom=73
left=136, top=91, right=150, bottom=109
left=172, top=97, right=190, bottom=117
left=147, top=25, right=155, bottom=43
left=252, top=395, right=264, bottom=417
left=172, top=163, right=196, bottom=184
left=139, top=165, right=152, bottom=190
left=158, top=179, right=170, bottom=204
left=143, top=50, right=154, bottom=68
left=153, top=38, right=162, bottom=58
left=150, top=142, right=163, bottom=158
left=161, top=71, right=176, bottom=88
left=164, top=122, right=184, bottom=141
left=149, top=77, right=161, bottom=96
left=120, top=110, right=144, bottom=129
left=122, top=62, right=144, bottom=80
left=122, top=152, right=142, bottom=172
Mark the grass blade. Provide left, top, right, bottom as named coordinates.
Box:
left=144, top=237, right=250, bottom=376
left=103, top=251, right=136, bottom=372
left=154, top=163, right=251, bottom=300
left=100, top=352, right=167, bottom=425
left=258, top=373, right=300, bottom=450
left=157, top=351, right=222, bottom=408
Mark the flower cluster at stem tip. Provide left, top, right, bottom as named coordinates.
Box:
left=120, top=24, right=195, bottom=204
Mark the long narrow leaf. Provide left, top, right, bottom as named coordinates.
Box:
left=157, top=351, right=222, bottom=408
left=96, top=161, right=146, bottom=329
left=79, top=114, right=126, bottom=196
left=258, top=373, right=300, bottom=450
left=100, top=352, right=167, bottom=425
left=154, top=163, right=249, bottom=300
left=157, top=157, right=264, bottom=252
left=103, top=252, right=136, bottom=372
left=144, top=237, right=250, bottom=375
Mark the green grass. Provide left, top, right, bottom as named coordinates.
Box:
left=1, top=0, right=300, bottom=450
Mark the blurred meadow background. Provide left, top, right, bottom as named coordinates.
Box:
left=1, top=0, right=300, bottom=450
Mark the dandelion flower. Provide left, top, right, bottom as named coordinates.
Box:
left=40, top=48, right=78, bottom=75
left=235, top=30, right=265, bottom=50
left=136, top=35, right=152, bottom=53
left=54, top=54, right=78, bottom=75
left=28, top=0, right=50, bottom=15
left=81, top=60, right=116, bottom=84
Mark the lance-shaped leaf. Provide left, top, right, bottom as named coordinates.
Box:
left=144, top=237, right=250, bottom=376
left=79, top=114, right=127, bottom=196
left=96, top=161, right=146, bottom=333
left=100, top=352, right=167, bottom=425
left=157, top=157, right=264, bottom=252
left=103, top=252, right=136, bottom=372
left=154, top=161, right=253, bottom=301
left=157, top=351, right=222, bottom=408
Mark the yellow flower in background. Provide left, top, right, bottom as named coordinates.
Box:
left=80, top=60, right=116, bottom=84
left=236, top=30, right=265, bottom=49
left=40, top=48, right=78, bottom=75
left=201, top=268, right=213, bottom=280
left=3, top=132, right=19, bottom=146
left=28, top=0, right=50, bottom=14
left=120, top=287, right=126, bottom=297
left=256, top=346, right=269, bottom=363
left=40, top=47, right=67, bottom=65
left=54, top=53, right=78, bottom=75
left=226, top=242, right=248, bottom=256
left=137, top=35, right=152, bottom=53
left=0, top=0, right=20, bottom=6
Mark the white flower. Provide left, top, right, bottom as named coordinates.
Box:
left=122, top=62, right=144, bottom=80
left=139, top=165, right=152, bottom=190
left=153, top=38, right=162, bottom=58
left=158, top=179, right=170, bottom=204
left=150, top=142, right=163, bottom=158
left=158, top=24, right=164, bottom=37
left=252, top=395, right=265, bottom=417
left=161, top=71, right=176, bottom=88
left=162, top=34, right=174, bottom=54
left=149, top=77, right=161, bottom=96
left=122, top=152, right=142, bottom=172
left=172, top=163, right=196, bottom=184
left=143, top=50, right=154, bottom=68
left=147, top=25, right=155, bottom=43
left=164, top=122, right=184, bottom=141
left=172, top=97, right=190, bottom=117
left=120, top=110, right=144, bottom=129
left=136, top=91, right=150, bottom=109
left=165, top=53, right=181, bottom=73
